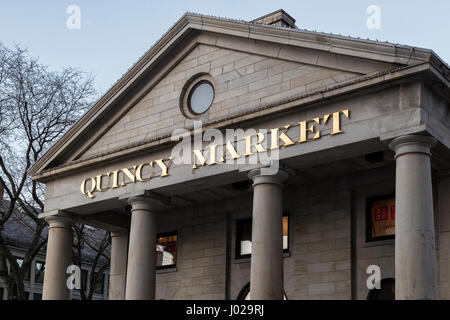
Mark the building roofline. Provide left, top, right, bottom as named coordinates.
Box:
left=28, top=12, right=450, bottom=179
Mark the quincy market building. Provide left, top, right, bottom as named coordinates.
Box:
left=29, top=10, right=450, bottom=300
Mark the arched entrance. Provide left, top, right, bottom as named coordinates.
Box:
left=367, top=278, right=395, bottom=300
left=237, top=283, right=287, bottom=300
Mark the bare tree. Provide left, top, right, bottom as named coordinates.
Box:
left=72, top=225, right=111, bottom=300
left=0, top=42, right=99, bottom=299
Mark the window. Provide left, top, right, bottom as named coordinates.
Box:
left=236, top=213, right=289, bottom=259
left=156, top=232, right=178, bottom=269
left=72, top=233, right=84, bottom=248
left=0, top=287, right=3, bottom=300
left=282, top=215, right=289, bottom=251
left=81, top=269, right=88, bottom=290
left=188, top=81, right=214, bottom=115
left=181, top=74, right=215, bottom=119
left=33, top=293, right=42, bottom=300
left=35, top=261, right=45, bottom=284
left=15, top=258, right=30, bottom=281
left=366, top=195, right=395, bottom=242
left=93, top=273, right=105, bottom=295
left=236, top=218, right=252, bottom=258
left=367, top=278, right=395, bottom=300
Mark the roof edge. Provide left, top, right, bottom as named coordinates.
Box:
left=28, top=12, right=450, bottom=178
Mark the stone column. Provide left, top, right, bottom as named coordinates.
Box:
left=125, top=196, right=157, bottom=300
left=389, top=135, right=437, bottom=300
left=248, top=168, right=289, bottom=300
left=42, top=214, right=75, bottom=300
left=438, top=177, right=450, bottom=299
left=109, top=230, right=129, bottom=300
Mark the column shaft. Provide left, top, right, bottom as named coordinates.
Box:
left=42, top=215, right=74, bottom=300
left=389, top=135, right=437, bottom=300
left=109, top=230, right=129, bottom=300
left=125, top=197, right=157, bottom=300
left=248, top=169, right=288, bottom=300
left=438, top=177, right=450, bottom=299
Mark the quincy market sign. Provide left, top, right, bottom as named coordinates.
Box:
left=80, top=109, right=350, bottom=199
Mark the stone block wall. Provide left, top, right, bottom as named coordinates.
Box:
left=153, top=165, right=443, bottom=300
left=155, top=202, right=228, bottom=300
left=83, top=40, right=359, bottom=159
left=286, top=187, right=352, bottom=300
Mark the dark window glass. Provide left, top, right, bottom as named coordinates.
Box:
left=366, top=195, right=395, bottom=242
left=236, top=218, right=252, bottom=258
left=72, top=234, right=84, bottom=248
left=367, top=278, right=395, bottom=300
left=188, top=81, right=214, bottom=114
left=236, top=213, right=289, bottom=259
left=237, top=283, right=287, bottom=300
left=156, top=232, right=177, bottom=269
left=93, top=273, right=105, bottom=294
left=81, top=269, right=88, bottom=290
left=15, top=258, right=30, bottom=281
left=0, top=287, right=3, bottom=300
left=33, top=293, right=42, bottom=300
left=35, top=261, right=45, bottom=284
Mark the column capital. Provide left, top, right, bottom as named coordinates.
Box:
left=248, top=168, right=290, bottom=187
left=388, top=135, right=437, bottom=159
left=127, top=195, right=166, bottom=212
left=45, top=213, right=75, bottom=229
left=111, top=229, right=129, bottom=238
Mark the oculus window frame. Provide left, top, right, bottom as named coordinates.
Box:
left=187, top=80, right=214, bottom=115
left=180, top=73, right=215, bottom=119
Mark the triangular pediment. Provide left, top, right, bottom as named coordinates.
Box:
left=29, top=12, right=445, bottom=181
left=78, top=43, right=365, bottom=161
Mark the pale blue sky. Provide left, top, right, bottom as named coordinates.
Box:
left=1, top=0, right=449, bottom=94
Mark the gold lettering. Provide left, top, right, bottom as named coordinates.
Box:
left=107, top=170, right=121, bottom=189
left=192, top=149, right=206, bottom=169
left=270, top=125, right=295, bottom=150
left=121, top=166, right=137, bottom=185
left=208, top=144, right=217, bottom=166
left=154, top=158, right=172, bottom=177
left=95, top=174, right=107, bottom=192
left=244, top=133, right=265, bottom=156
left=136, top=162, right=153, bottom=182
left=80, top=177, right=96, bottom=199
left=298, top=118, right=320, bottom=143
left=331, top=109, right=350, bottom=135
left=193, top=145, right=218, bottom=169
left=220, top=141, right=240, bottom=162
left=80, top=108, right=351, bottom=199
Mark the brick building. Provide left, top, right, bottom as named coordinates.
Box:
left=0, top=186, right=109, bottom=300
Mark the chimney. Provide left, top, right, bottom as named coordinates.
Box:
left=251, top=9, right=297, bottom=29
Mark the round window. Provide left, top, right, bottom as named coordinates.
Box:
left=188, top=81, right=214, bottom=115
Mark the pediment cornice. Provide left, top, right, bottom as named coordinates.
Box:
left=28, top=13, right=450, bottom=181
